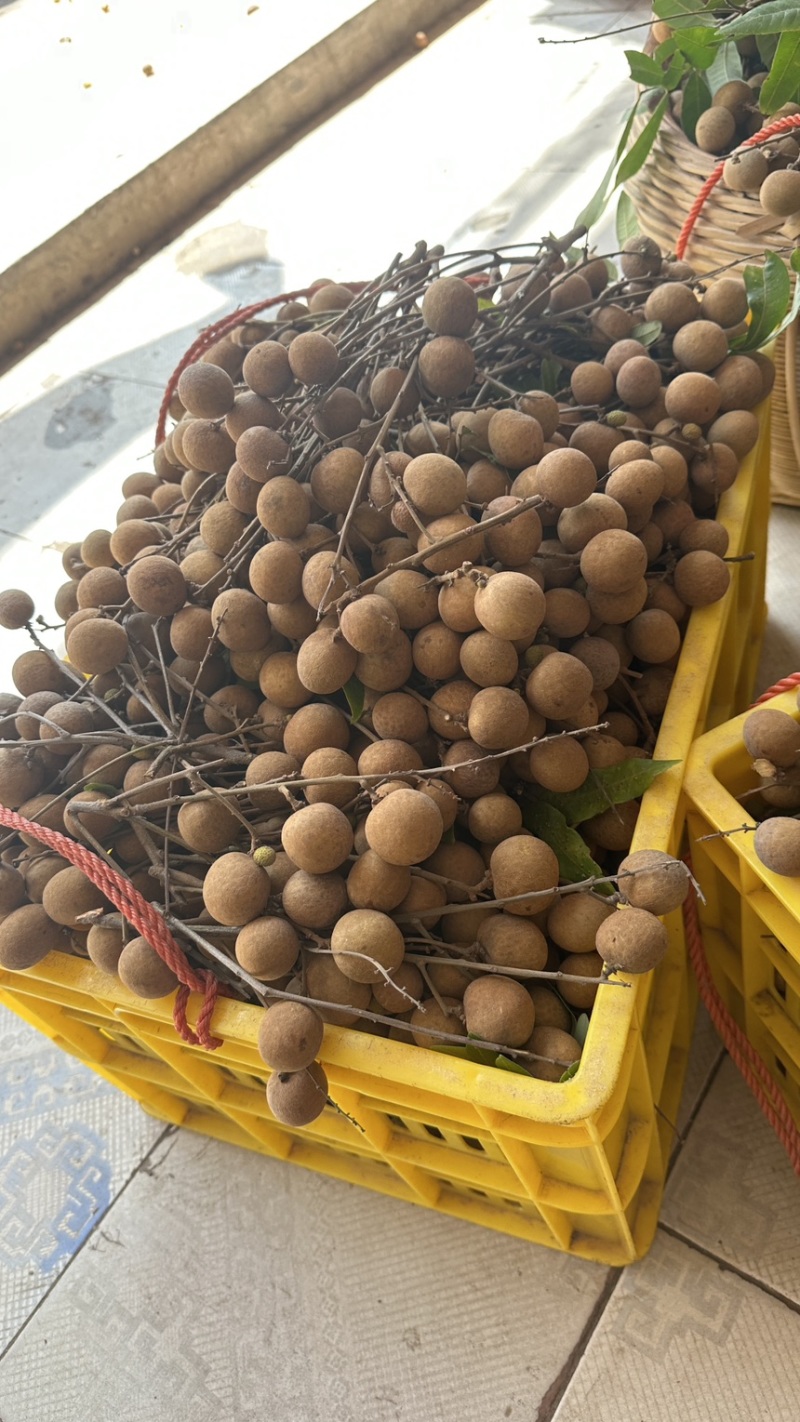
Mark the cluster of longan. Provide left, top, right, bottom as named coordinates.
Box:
left=740, top=701, right=800, bottom=877
left=0, top=235, right=768, bottom=1127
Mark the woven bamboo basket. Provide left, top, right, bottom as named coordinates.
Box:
left=626, top=108, right=800, bottom=505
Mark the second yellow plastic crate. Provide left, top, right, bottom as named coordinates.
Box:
left=0, top=407, right=771, bottom=1265
left=684, top=686, right=800, bottom=1130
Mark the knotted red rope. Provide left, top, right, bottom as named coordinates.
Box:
left=684, top=671, right=800, bottom=1177
left=0, top=808, right=221, bottom=1049
left=676, top=112, right=800, bottom=261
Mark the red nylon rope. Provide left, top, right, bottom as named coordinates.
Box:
left=0, top=808, right=221, bottom=1049
left=684, top=671, right=800, bottom=1177
left=676, top=112, right=800, bottom=261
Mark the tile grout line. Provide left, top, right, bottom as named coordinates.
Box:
left=657, top=1221, right=800, bottom=1317
left=534, top=1266, right=623, bottom=1422
left=0, top=1122, right=176, bottom=1366
left=664, top=1047, right=726, bottom=1182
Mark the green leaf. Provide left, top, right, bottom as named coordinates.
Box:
left=653, top=0, right=713, bottom=30
left=705, top=40, right=743, bottom=94
left=617, top=92, right=670, bottom=186
left=494, top=1054, right=533, bottom=1077
left=343, top=676, right=365, bottom=723
left=772, top=251, right=800, bottom=339
left=522, top=799, right=609, bottom=888
left=652, top=38, right=694, bottom=92
left=573, top=1013, right=590, bottom=1047
left=631, top=319, right=663, bottom=347
left=731, top=254, right=792, bottom=352
left=719, top=1, right=800, bottom=38
left=675, top=26, right=719, bottom=69
left=428, top=1043, right=532, bottom=1076
left=625, top=49, right=669, bottom=88
left=559, top=1060, right=581, bottom=1083
left=478, top=296, right=496, bottom=310
left=616, top=190, right=641, bottom=245
left=535, top=758, right=680, bottom=827
left=760, top=30, right=800, bottom=113
left=681, top=69, right=712, bottom=143
left=576, top=100, right=640, bottom=231
left=539, top=356, right=564, bottom=396
left=83, top=782, right=119, bottom=796
left=757, top=32, right=780, bottom=69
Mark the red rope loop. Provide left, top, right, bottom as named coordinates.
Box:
left=0, top=808, right=221, bottom=1050
left=676, top=112, right=800, bottom=260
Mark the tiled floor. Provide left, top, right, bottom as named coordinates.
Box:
left=1, top=1, right=800, bottom=1416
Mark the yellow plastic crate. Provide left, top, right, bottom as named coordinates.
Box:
left=684, top=685, right=800, bottom=1131
left=0, top=409, right=771, bottom=1265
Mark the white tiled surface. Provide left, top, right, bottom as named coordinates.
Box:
left=2, top=1, right=800, bottom=1416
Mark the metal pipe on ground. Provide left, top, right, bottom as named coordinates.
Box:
left=0, top=0, right=487, bottom=369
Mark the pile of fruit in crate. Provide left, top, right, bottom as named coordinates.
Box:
left=0, top=232, right=775, bottom=1125
left=739, top=699, right=800, bottom=875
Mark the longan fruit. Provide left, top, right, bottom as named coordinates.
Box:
left=116, top=936, right=180, bottom=998
left=257, top=1000, right=322, bottom=1070
left=547, top=892, right=614, bottom=956
left=14, top=690, right=61, bottom=741
left=418, top=336, right=476, bottom=397
left=287, top=331, right=339, bottom=385
left=396, top=874, right=447, bottom=930
left=626, top=608, right=680, bottom=664
left=283, top=703, right=349, bottom=760
left=487, top=410, right=544, bottom=470
left=281, top=803, right=353, bottom=875
left=706, top=410, right=759, bottom=458
left=579, top=529, right=647, bottom=593
left=644, top=282, right=699, bottom=331
left=255, top=477, right=310, bottom=540
left=125, top=555, right=186, bottom=618
left=570, top=635, right=621, bottom=690
left=441, top=739, right=500, bottom=799
left=371, top=962, right=424, bottom=1014
left=478, top=913, right=547, bottom=970
left=617, top=849, right=689, bottom=915
left=225, top=390, right=281, bottom=442
left=408, top=993, right=463, bottom=1047
left=665, top=372, right=721, bottom=425
left=346, top=849, right=411, bottom=911
left=180, top=420, right=235, bottom=475
left=235, top=426, right=291, bottom=483
left=595, top=906, right=668, bottom=974
left=338, top=596, right=399, bottom=656
left=355, top=634, right=414, bottom=693
left=0, top=863, right=26, bottom=915
left=722, top=148, right=769, bottom=193
left=421, top=275, right=478, bottom=336
left=204, top=683, right=261, bottom=731
left=67, top=619, right=129, bottom=675
left=371, top=572, right=437, bottom=632
left=490, top=835, right=559, bottom=916
left=266, top=1061, right=329, bottom=1127
left=180, top=549, right=226, bottom=602
left=202, top=852, right=271, bottom=926
left=310, top=447, right=365, bottom=516
left=403, top=453, right=468, bottom=518
left=369, top=365, right=419, bottom=417
left=605, top=460, right=664, bottom=520
left=296, top=627, right=358, bottom=695
left=176, top=798, right=241, bottom=854
left=42, top=865, right=108, bottom=928
left=527, top=985, right=571, bottom=1032
left=527, top=1025, right=582, bottom=1081
left=529, top=736, right=589, bottom=793
left=301, top=551, right=359, bottom=614
left=0, top=903, right=65, bottom=969
left=695, top=106, right=736, bottom=154
left=258, top=651, right=311, bottom=710
left=473, top=571, right=545, bottom=642
left=569, top=361, right=615, bottom=405
left=0, top=589, right=34, bottom=629
left=224, top=462, right=260, bottom=515
left=282, top=870, right=348, bottom=931
left=242, top=340, right=293, bottom=398
left=467, top=792, right=523, bottom=843
left=585, top=798, right=640, bottom=853
left=558, top=950, right=602, bottom=1008
left=428, top=680, right=476, bottom=740
left=437, top=571, right=486, bottom=633
left=305, top=952, right=371, bottom=1026
left=459, top=630, right=518, bottom=688
left=533, top=448, right=595, bottom=511
left=248, top=542, right=304, bottom=606
left=419, top=778, right=460, bottom=831
left=177, top=362, right=235, bottom=418
left=199, top=502, right=248, bottom=557
left=370, top=691, right=428, bottom=743
left=673, top=550, right=731, bottom=607
left=615, top=356, right=662, bottom=410
left=365, top=787, right=442, bottom=866
left=525, top=652, right=593, bottom=720
left=557, top=493, right=626, bottom=553
left=38, top=700, right=93, bottom=753
left=673, top=319, right=729, bottom=375
left=744, top=707, right=800, bottom=767
left=463, top=976, right=534, bottom=1047
left=466, top=685, right=529, bottom=751
left=331, top=909, right=405, bottom=984
left=86, top=922, right=125, bottom=974
left=760, top=169, right=800, bottom=217
left=542, top=586, right=590, bottom=639
left=267, top=852, right=299, bottom=896
left=12, top=650, right=70, bottom=697
left=309, top=280, right=354, bottom=312
left=21, top=854, right=67, bottom=904
left=753, top=817, right=800, bottom=876
left=417, top=512, right=484, bottom=575
left=548, top=272, right=592, bottom=313
left=299, top=748, right=357, bottom=808
left=714, top=356, right=763, bottom=413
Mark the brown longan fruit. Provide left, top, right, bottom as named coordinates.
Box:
left=199, top=502, right=248, bottom=557
left=527, top=1026, right=582, bottom=1081
left=180, top=549, right=226, bottom=602
left=595, top=906, right=668, bottom=974
left=557, top=493, right=627, bottom=553
left=176, top=798, right=240, bottom=854
left=441, top=742, right=499, bottom=805
left=463, top=976, right=534, bottom=1047
left=396, top=874, right=447, bottom=930
left=301, top=551, right=359, bottom=614
left=296, top=627, right=358, bottom=696
left=548, top=272, right=592, bottom=313
left=620, top=235, right=662, bottom=280
left=248, top=543, right=304, bottom=606
left=473, top=571, right=545, bottom=642
left=421, top=276, right=478, bottom=336
left=14, top=690, right=61, bottom=740
left=204, top=683, right=260, bottom=731
left=283, top=703, right=349, bottom=761
left=478, top=913, right=547, bottom=970
left=370, top=692, right=428, bottom=744
left=177, top=362, right=235, bottom=418
left=547, top=892, right=614, bottom=956
left=299, top=748, right=356, bottom=808
left=281, top=803, right=353, bottom=875
left=673, top=320, right=729, bottom=375
left=605, top=460, right=664, bottom=520
left=67, top=619, right=129, bottom=675
left=12, top=650, right=70, bottom=697
left=0, top=863, right=26, bottom=915
left=534, top=448, right=596, bottom=511
left=340, top=596, right=400, bottom=655
left=235, top=426, right=291, bottom=484
left=488, top=410, right=544, bottom=470
left=331, top=909, right=405, bottom=984
left=371, top=962, right=424, bottom=1014
left=525, top=652, right=593, bottom=720
left=466, top=686, right=529, bottom=752
left=490, top=835, right=559, bottom=916
left=617, top=849, right=689, bottom=914
left=20, top=854, right=70, bottom=907
left=0, top=903, right=65, bottom=969
left=570, top=636, right=621, bottom=691
left=527, top=985, right=571, bottom=1032
left=210, top=589, right=270, bottom=653
left=418, top=336, right=476, bottom=398
left=346, top=850, right=411, bottom=911
left=459, top=631, right=518, bottom=687
left=125, top=555, right=186, bottom=618
left=754, top=817, right=800, bottom=876
left=636, top=666, right=674, bottom=716
left=310, top=447, right=364, bottom=515
left=760, top=169, right=800, bottom=216
left=644, top=282, right=699, bottom=331
left=542, top=587, right=590, bottom=639
left=257, top=999, right=323, bottom=1072
left=365, top=787, right=442, bottom=865
left=410, top=995, right=463, bottom=1048
left=428, top=680, right=476, bottom=740
left=258, top=651, right=311, bottom=709
left=416, top=512, right=484, bottom=576
left=579, top=528, right=647, bottom=592
left=570, top=361, right=615, bottom=405
left=529, top=737, right=589, bottom=793
left=115, top=944, right=178, bottom=1001
left=467, top=791, right=523, bottom=843
left=585, top=799, right=639, bottom=853
left=695, top=106, right=735, bottom=154
left=700, top=277, right=749, bottom=328
left=168, top=604, right=213, bottom=662
left=242, top=340, right=293, bottom=398
left=180, top=420, right=235, bottom=475
left=54, top=581, right=80, bottom=620
left=673, top=550, right=730, bottom=607
left=706, top=410, right=759, bottom=458
left=722, top=148, right=769, bottom=193
left=403, top=453, right=467, bottom=518
left=615, top=356, right=662, bottom=410
left=409, top=621, right=460, bottom=682
left=438, top=570, right=486, bottom=633
left=282, top=870, right=347, bottom=931
left=245, top=750, right=299, bottom=810
left=369, top=365, right=419, bottom=418
left=266, top=1062, right=328, bottom=1127
left=225, top=391, right=281, bottom=442
left=743, top=707, right=800, bottom=767
left=287, top=332, right=339, bottom=385
left=419, top=778, right=460, bottom=831
left=42, top=866, right=108, bottom=928
left=255, top=477, right=310, bottom=539
left=38, top=700, right=93, bottom=754
left=86, top=922, right=125, bottom=974
left=76, top=566, right=128, bottom=610
left=714, top=356, right=763, bottom=414
left=558, top=951, right=602, bottom=1008
left=80, top=529, right=116, bottom=569
left=0, top=589, right=34, bottom=629
left=626, top=608, right=680, bottom=664
left=665, top=372, right=721, bottom=425
left=304, top=952, right=371, bottom=1027
left=372, top=570, right=437, bottom=630
left=225, top=463, right=260, bottom=515
left=678, top=518, right=729, bottom=556
left=202, top=852, right=271, bottom=925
